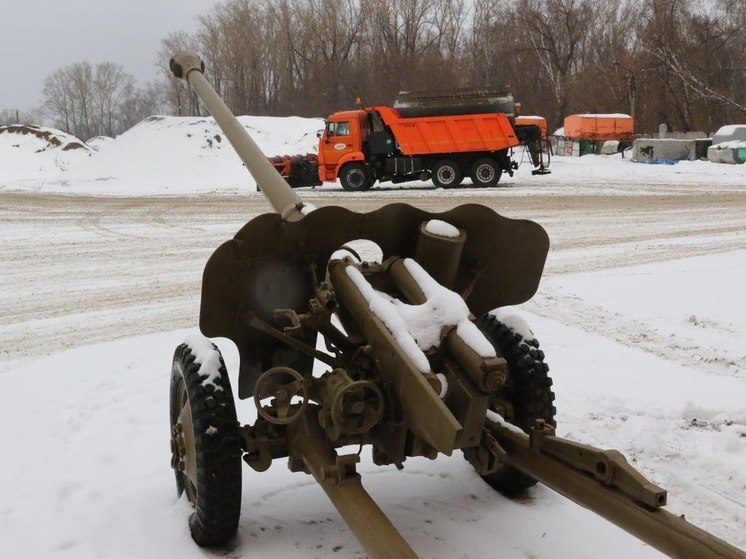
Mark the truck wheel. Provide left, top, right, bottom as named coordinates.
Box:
left=431, top=159, right=463, bottom=188
left=474, top=312, right=556, bottom=495
left=469, top=158, right=502, bottom=187
left=340, top=162, right=372, bottom=191
left=170, top=338, right=242, bottom=546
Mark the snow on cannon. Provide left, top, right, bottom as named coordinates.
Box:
left=166, top=53, right=745, bottom=559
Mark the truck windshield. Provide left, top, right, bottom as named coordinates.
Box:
left=327, top=121, right=350, bottom=137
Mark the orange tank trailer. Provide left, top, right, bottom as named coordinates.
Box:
left=563, top=114, right=634, bottom=141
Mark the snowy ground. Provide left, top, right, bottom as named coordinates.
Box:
left=1, top=117, right=745, bottom=558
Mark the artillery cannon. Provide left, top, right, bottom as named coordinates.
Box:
left=167, top=53, right=744, bottom=559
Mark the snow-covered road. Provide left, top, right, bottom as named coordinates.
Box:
left=3, top=186, right=746, bottom=364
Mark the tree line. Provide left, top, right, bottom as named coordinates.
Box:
left=40, top=61, right=160, bottom=139
left=4, top=0, right=744, bottom=138
left=157, top=0, right=746, bottom=134
left=1, top=62, right=160, bottom=139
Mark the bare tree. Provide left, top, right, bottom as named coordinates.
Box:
left=118, top=82, right=164, bottom=131
left=514, top=0, right=598, bottom=128
left=0, top=107, right=45, bottom=125
left=149, top=0, right=745, bottom=134
left=43, top=61, right=153, bottom=138
left=93, top=62, right=135, bottom=136
left=158, top=31, right=203, bottom=116
left=43, top=66, right=76, bottom=134
left=302, top=0, right=368, bottom=113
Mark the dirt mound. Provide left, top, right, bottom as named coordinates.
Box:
left=0, top=125, right=93, bottom=183
left=0, top=124, right=89, bottom=152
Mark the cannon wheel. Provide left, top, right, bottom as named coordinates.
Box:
left=169, top=339, right=242, bottom=546
left=476, top=312, right=556, bottom=495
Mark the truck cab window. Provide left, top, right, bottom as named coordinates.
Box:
left=327, top=121, right=350, bottom=137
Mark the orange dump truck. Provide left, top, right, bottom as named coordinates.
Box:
left=273, top=90, right=550, bottom=191
left=563, top=114, right=634, bottom=141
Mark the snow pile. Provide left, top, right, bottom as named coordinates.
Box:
left=0, top=115, right=323, bottom=194
left=63, top=115, right=323, bottom=195
left=0, top=124, right=93, bottom=181
left=86, top=136, right=115, bottom=151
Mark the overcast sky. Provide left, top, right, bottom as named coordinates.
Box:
left=1, top=0, right=222, bottom=112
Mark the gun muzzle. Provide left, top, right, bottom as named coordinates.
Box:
left=169, top=52, right=308, bottom=221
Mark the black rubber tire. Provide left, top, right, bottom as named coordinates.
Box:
left=475, top=312, right=556, bottom=495
left=170, top=340, right=242, bottom=546
left=469, top=157, right=502, bottom=187
left=431, top=159, right=463, bottom=188
left=339, top=162, right=372, bottom=191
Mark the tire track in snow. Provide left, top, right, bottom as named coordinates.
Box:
left=525, top=288, right=745, bottom=377
left=2, top=189, right=746, bottom=365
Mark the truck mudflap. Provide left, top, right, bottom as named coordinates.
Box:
left=268, top=154, right=322, bottom=188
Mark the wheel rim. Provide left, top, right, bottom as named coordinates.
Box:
left=346, top=168, right=366, bottom=189
left=476, top=163, right=496, bottom=183
left=437, top=166, right=455, bottom=186
left=176, top=381, right=198, bottom=503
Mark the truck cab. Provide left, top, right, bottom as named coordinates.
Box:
left=317, top=110, right=368, bottom=182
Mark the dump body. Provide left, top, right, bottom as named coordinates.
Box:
left=563, top=113, right=634, bottom=140
left=373, top=106, right=519, bottom=156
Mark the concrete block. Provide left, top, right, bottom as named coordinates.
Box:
left=633, top=138, right=711, bottom=162
left=708, top=142, right=746, bottom=164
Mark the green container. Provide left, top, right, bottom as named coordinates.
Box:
left=579, top=140, right=596, bottom=156
left=736, top=148, right=746, bottom=164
